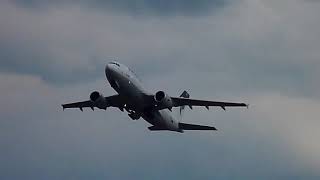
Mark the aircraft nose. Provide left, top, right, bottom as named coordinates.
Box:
left=105, top=64, right=113, bottom=77
left=105, top=63, right=118, bottom=78
left=105, top=63, right=111, bottom=72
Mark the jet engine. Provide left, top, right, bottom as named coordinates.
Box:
left=90, top=91, right=108, bottom=109
left=154, top=91, right=173, bottom=110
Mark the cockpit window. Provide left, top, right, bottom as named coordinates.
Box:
left=110, top=62, right=120, bottom=67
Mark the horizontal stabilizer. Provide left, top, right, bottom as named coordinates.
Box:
left=148, top=126, right=168, bottom=131
left=179, top=123, right=217, bottom=131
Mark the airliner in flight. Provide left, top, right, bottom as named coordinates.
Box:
left=62, top=62, right=248, bottom=132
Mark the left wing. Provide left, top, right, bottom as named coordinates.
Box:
left=171, top=97, right=248, bottom=110
left=62, top=95, right=125, bottom=111
left=146, top=93, right=247, bottom=111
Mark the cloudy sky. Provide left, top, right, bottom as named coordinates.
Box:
left=1, top=0, right=320, bottom=179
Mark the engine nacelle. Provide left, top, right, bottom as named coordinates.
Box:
left=154, top=91, right=173, bottom=110
left=90, top=91, right=108, bottom=109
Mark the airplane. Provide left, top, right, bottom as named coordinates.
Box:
left=62, top=62, right=248, bottom=133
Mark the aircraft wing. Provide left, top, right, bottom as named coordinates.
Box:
left=62, top=100, right=94, bottom=110
left=146, top=94, right=247, bottom=111
left=62, top=95, right=125, bottom=111
left=171, top=97, right=248, bottom=110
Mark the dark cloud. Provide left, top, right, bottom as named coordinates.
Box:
left=13, top=0, right=228, bottom=16
left=0, top=0, right=228, bottom=85
left=2, top=0, right=320, bottom=97
left=0, top=42, right=101, bottom=84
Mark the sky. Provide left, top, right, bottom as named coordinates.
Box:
left=1, top=0, right=320, bottom=179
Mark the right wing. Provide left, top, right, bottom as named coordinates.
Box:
left=171, top=97, right=248, bottom=110
left=62, top=95, right=125, bottom=111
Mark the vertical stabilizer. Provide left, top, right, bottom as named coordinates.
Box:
left=177, top=91, right=190, bottom=120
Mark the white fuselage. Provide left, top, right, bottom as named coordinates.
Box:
left=105, top=62, right=181, bottom=132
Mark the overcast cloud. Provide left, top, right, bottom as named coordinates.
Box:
left=1, top=0, right=320, bottom=179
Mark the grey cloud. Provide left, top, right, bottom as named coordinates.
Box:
left=0, top=66, right=317, bottom=178
left=0, top=73, right=318, bottom=180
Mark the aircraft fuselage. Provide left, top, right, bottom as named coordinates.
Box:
left=105, top=62, right=181, bottom=132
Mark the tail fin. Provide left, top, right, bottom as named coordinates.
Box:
left=180, top=90, right=190, bottom=98
left=179, top=91, right=190, bottom=116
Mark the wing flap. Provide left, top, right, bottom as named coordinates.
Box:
left=179, top=122, right=217, bottom=131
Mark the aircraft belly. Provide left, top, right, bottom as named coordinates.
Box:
left=116, top=76, right=147, bottom=110
left=160, top=110, right=180, bottom=130
left=143, top=110, right=180, bottom=131
left=106, top=67, right=180, bottom=132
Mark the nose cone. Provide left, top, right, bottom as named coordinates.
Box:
left=105, top=62, right=119, bottom=79
left=105, top=63, right=115, bottom=74
left=105, top=63, right=112, bottom=72
left=105, top=64, right=113, bottom=78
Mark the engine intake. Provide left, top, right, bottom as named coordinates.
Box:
left=90, top=91, right=101, bottom=102
left=90, top=91, right=108, bottom=109
left=155, top=91, right=165, bottom=102
left=154, top=91, right=173, bottom=110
